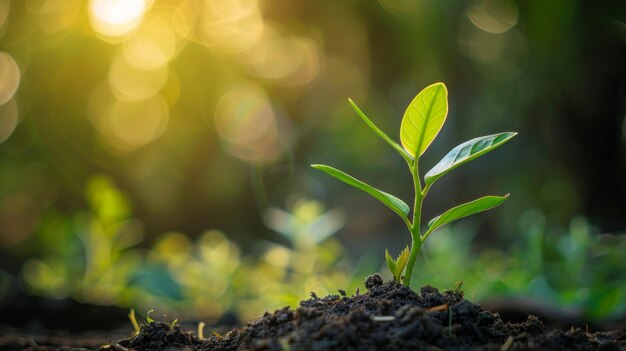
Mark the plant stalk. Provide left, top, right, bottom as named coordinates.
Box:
left=403, top=158, right=424, bottom=286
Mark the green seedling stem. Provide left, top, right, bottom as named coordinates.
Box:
left=129, top=309, right=140, bottom=335
left=406, top=158, right=423, bottom=286
left=313, top=82, right=516, bottom=286
left=198, top=322, right=206, bottom=340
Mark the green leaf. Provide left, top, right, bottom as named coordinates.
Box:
left=395, top=246, right=410, bottom=275
left=427, top=195, right=509, bottom=234
left=348, top=99, right=413, bottom=163
left=311, top=164, right=410, bottom=221
left=385, top=249, right=397, bottom=276
left=424, top=132, right=517, bottom=188
left=400, top=82, right=448, bottom=157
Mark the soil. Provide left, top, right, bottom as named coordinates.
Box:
left=1, top=275, right=624, bottom=350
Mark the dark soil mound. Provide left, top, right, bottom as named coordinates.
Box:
left=104, top=274, right=625, bottom=351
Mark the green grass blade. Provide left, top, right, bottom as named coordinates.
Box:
left=427, top=195, right=509, bottom=235
left=311, top=164, right=410, bottom=221
left=424, top=132, right=517, bottom=188
left=348, top=99, right=413, bottom=163
left=400, top=82, right=448, bottom=157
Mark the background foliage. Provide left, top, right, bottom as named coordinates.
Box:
left=0, top=0, right=625, bottom=322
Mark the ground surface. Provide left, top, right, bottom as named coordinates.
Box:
left=1, top=275, right=625, bottom=350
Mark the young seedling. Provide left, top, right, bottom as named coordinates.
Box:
left=312, top=82, right=516, bottom=286
left=146, top=309, right=155, bottom=323
left=198, top=322, right=206, bottom=340
left=129, top=309, right=140, bottom=335
left=385, top=246, right=409, bottom=284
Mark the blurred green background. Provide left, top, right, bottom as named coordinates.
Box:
left=0, top=0, right=625, bottom=323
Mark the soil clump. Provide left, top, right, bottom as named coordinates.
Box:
left=105, top=274, right=625, bottom=350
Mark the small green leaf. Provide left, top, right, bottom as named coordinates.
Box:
left=170, top=319, right=178, bottom=329
left=311, top=164, right=410, bottom=221
left=424, top=132, right=517, bottom=188
left=427, top=195, right=509, bottom=234
left=395, top=246, right=410, bottom=275
left=348, top=99, right=413, bottom=163
left=146, top=309, right=155, bottom=323
left=400, top=82, right=448, bottom=157
left=385, top=249, right=397, bottom=276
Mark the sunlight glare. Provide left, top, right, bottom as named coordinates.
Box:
left=89, top=0, right=147, bottom=39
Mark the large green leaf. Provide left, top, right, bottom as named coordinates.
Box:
left=400, top=82, right=448, bottom=157
left=427, top=195, right=508, bottom=234
left=424, top=132, right=517, bottom=188
left=311, top=164, right=410, bottom=221
left=348, top=99, right=413, bottom=163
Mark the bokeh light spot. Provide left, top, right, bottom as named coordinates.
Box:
left=460, top=28, right=506, bottom=63
left=0, top=52, right=20, bottom=105
left=151, top=232, right=190, bottom=261
left=106, top=95, right=169, bottom=150
left=89, top=0, right=147, bottom=39
left=108, top=54, right=168, bottom=101
left=123, top=16, right=177, bottom=70
left=245, top=36, right=321, bottom=86
left=378, top=0, right=429, bottom=17
left=88, top=82, right=169, bottom=151
left=204, top=0, right=258, bottom=18
left=0, top=98, right=18, bottom=144
left=215, top=84, right=273, bottom=145
left=467, top=0, right=518, bottom=34
left=171, top=0, right=198, bottom=41
left=214, top=83, right=282, bottom=164
left=458, top=18, right=527, bottom=81
left=27, top=0, right=82, bottom=34
left=263, top=246, right=290, bottom=268
left=199, top=0, right=263, bottom=54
